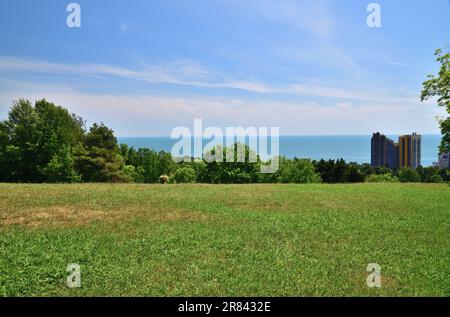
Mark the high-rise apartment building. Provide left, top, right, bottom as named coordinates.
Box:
left=371, top=132, right=421, bottom=169
left=399, top=133, right=421, bottom=169
left=371, top=132, right=397, bottom=168
left=371, top=132, right=386, bottom=167
left=398, top=135, right=410, bottom=168
left=410, top=133, right=421, bottom=169
left=386, top=138, right=396, bottom=168
left=438, top=152, right=450, bottom=169
left=393, top=143, right=399, bottom=169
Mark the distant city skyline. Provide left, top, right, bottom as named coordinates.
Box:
left=371, top=132, right=423, bottom=168
left=0, top=0, right=449, bottom=136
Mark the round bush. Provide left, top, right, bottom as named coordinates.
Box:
left=366, top=173, right=399, bottom=183
left=398, top=168, right=421, bottom=183
left=173, top=167, right=196, bottom=183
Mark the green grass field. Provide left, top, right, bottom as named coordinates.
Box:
left=0, top=183, right=449, bottom=297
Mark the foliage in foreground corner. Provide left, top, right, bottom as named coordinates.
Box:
left=421, top=48, right=450, bottom=153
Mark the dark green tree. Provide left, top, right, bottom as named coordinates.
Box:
left=124, top=148, right=177, bottom=183
left=278, top=157, right=321, bottom=184
left=398, top=168, right=421, bottom=183
left=173, top=166, right=196, bottom=183
left=75, top=123, right=128, bottom=182
left=133, top=148, right=160, bottom=183
left=421, top=48, right=450, bottom=153
left=123, top=165, right=145, bottom=183
left=201, top=143, right=261, bottom=184
left=344, top=163, right=366, bottom=183
left=313, top=159, right=336, bottom=183
left=42, top=145, right=81, bottom=183
left=0, top=99, right=37, bottom=181
left=333, top=158, right=348, bottom=183
left=0, top=99, right=84, bottom=182
left=417, top=166, right=445, bottom=183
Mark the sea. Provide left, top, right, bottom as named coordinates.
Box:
left=118, top=135, right=442, bottom=167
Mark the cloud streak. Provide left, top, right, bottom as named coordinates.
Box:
left=0, top=56, right=419, bottom=104
left=0, top=85, right=443, bottom=137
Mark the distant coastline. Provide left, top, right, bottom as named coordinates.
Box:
left=118, top=134, right=442, bottom=167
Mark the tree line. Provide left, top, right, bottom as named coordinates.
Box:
left=0, top=99, right=449, bottom=184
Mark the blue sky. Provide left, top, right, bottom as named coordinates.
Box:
left=0, top=0, right=449, bottom=136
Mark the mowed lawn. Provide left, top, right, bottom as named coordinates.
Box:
left=0, top=183, right=449, bottom=297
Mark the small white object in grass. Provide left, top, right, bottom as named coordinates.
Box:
left=366, top=263, right=381, bottom=288
left=67, top=263, right=81, bottom=288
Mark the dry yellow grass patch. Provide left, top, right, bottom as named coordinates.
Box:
left=0, top=206, right=113, bottom=228
left=0, top=204, right=211, bottom=229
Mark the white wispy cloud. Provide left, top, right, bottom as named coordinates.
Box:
left=0, top=56, right=252, bottom=91
left=0, top=56, right=419, bottom=104
left=0, top=83, right=443, bottom=136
